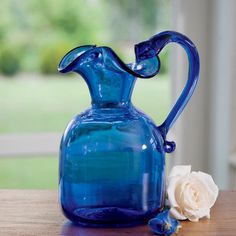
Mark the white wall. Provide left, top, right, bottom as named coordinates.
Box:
left=171, top=0, right=236, bottom=189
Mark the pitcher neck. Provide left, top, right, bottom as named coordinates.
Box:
left=91, top=101, right=132, bottom=109
left=80, top=69, right=136, bottom=109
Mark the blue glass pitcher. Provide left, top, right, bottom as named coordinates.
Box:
left=58, top=31, right=199, bottom=227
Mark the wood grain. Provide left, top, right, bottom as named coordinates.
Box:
left=0, top=190, right=235, bottom=236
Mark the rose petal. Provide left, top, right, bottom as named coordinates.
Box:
left=167, top=177, right=182, bottom=208
left=189, top=172, right=218, bottom=208
left=170, top=207, right=187, bottom=220
left=184, top=207, right=210, bottom=221
left=167, top=166, right=191, bottom=208
left=168, top=165, right=191, bottom=179
left=206, top=212, right=210, bottom=219
left=187, top=214, right=199, bottom=222
left=180, top=182, right=198, bottom=210
left=195, top=171, right=219, bottom=207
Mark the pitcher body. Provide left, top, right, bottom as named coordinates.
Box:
left=60, top=105, right=165, bottom=226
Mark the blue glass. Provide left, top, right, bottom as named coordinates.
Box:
left=58, top=31, right=200, bottom=227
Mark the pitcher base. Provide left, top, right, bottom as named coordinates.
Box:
left=65, top=206, right=158, bottom=227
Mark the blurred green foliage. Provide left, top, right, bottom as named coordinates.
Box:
left=0, top=46, right=21, bottom=76
left=159, top=49, right=169, bottom=75
left=0, top=0, right=170, bottom=76
left=39, top=42, right=74, bottom=74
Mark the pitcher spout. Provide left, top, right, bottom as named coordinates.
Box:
left=58, top=45, right=96, bottom=73
left=58, top=45, right=139, bottom=106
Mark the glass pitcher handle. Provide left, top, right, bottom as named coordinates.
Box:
left=135, top=31, right=200, bottom=153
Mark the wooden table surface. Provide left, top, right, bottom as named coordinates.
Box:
left=0, top=190, right=235, bottom=236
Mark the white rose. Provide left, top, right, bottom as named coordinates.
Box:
left=167, top=165, right=219, bottom=222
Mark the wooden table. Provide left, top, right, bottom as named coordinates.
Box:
left=0, top=190, right=235, bottom=236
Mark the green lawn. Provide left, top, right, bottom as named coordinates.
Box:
left=0, top=156, right=57, bottom=189
left=0, top=74, right=170, bottom=188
